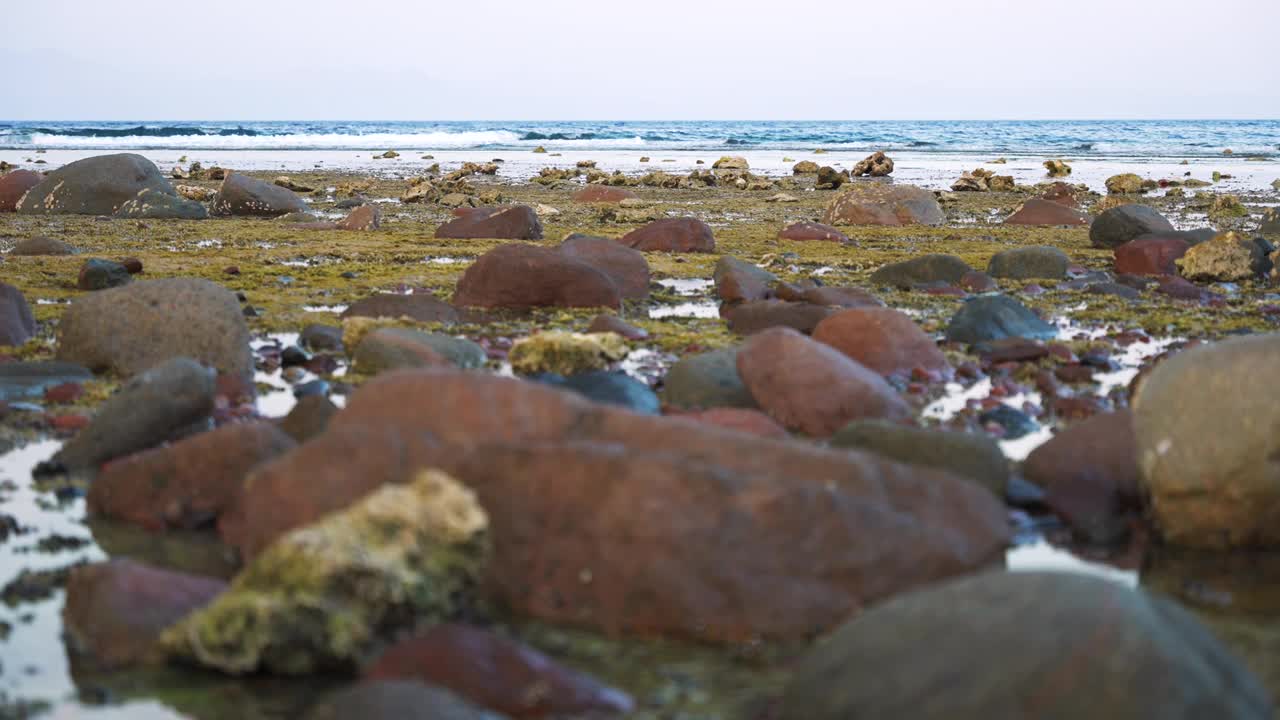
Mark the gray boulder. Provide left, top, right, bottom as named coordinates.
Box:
left=17, top=153, right=175, bottom=216
left=987, top=246, right=1070, bottom=280
left=211, top=173, right=308, bottom=217
left=1090, top=204, right=1175, bottom=249
left=945, top=295, right=1056, bottom=344
left=115, top=188, right=209, bottom=219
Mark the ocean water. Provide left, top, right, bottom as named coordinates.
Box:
left=2, top=119, right=1278, bottom=157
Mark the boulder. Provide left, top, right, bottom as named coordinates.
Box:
left=792, top=160, right=820, bottom=174
left=558, top=234, right=651, bottom=299
left=364, top=624, right=633, bottom=718
left=306, top=681, right=494, bottom=720
left=76, top=258, right=132, bottom=291
left=0, top=283, right=36, bottom=347
left=725, top=300, right=836, bottom=335
left=851, top=151, right=894, bottom=177
left=812, top=308, right=948, bottom=378
left=1176, top=231, right=1264, bottom=282
left=1041, top=182, right=1081, bottom=207
left=944, top=295, right=1057, bottom=344
left=1043, top=159, right=1072, bottom=177
left=737, top=327, right=911, bottom=436
left=63, top=559, right=226, bottom=670
left=986, top=246, right=1070, bottom=280
left=45, top=357, right=216, bottom=473
left=830, top=420, right=1008, bottom=496
left=822, top=184, right=943, bottom=226
left=211, top=173, right=308, bottom=217
left=1090, top=205, right=1175, bottom=249
left=163, top=470, right=489, bottom=674
left=1114, top=236, right=1190, bottom=276
left=712, top=156, right=749, bottom=169
left=10, top=236, right=77, bottom=256
left=114, top=188, right=209, bottom=219
left=1106, top=173, right=1147, bottom=194
left=507, top=331, right=627, bottom=376
left=571, top=185, right=638, bottom=203
left=586, top=314, right=647, bottom=340
left=776, top=282, right=883, bottom=309
left=1003, top=198, right=1091, bottom=226
left=435, top=205, right=543, bottom=240
left=452, top=244, right=621, bottom=309
left=89, top=421, right=296, bottom=531
left=618, top=217, right=716, bottom=253
left=869, top=254, right=972, bottom=289
left=335, top=204, right=380, bottom=231
left=661, top=347, right=757, bottom=410
left=57, top=278, right=253, bottom=380
left=0, top=169, right=44, bottom=211
left=1134, top=334, right=1280, bottom=548
left=353, top=328, right=485, bottom=374
left=780, top=572, right=1272, bottom=720
left=714, top=255, right=777, bottom=305
left=1023, top=410, right=1140, bottom=544
left=777, top=221, right=850, bottom=243
left=17, top=153, right=175, bottom=215
left=279, top=394, right=340, bottom=444
left=816, top=166, right=847, bottom=188
left=341, top=294, right=459, bottom=325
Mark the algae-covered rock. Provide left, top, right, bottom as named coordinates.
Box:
left=1106, top=173, right=1146, bottom=195
left=508, top=331, right=628, bottom=375
left=1043, top=159, right=1071, bottom=177
left=161, top=470, right=489, bottom=675
left=1176, top=231, right=1263, bottom=282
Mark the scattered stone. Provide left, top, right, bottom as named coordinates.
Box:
left=978, top=404, right=1039, bottom=439
left=452, top=244, right=621, bottom=309
left=869, top=254, right=972, bottom=289
left=1090, top=204, right=1176, bottom=249
left=300, top=324, right=344, bottom=352
left=45, top=357, right=216, bottom=473
left=586, top=314, right=646, bottom=340
left=1114, top=236, right=1190, bottom=276
left=792, top=160, right=820, bottom=174
left=1106, top=173, right=1147, bottom=194
left=777, top=221, right=850, bottom=243
left=830, top=420, right=1009, bottom=496
left=115, top=188, right=209, bottom=220
left=714, top=255, right=777, bottom=306
left=354, top=328, right=485, bottom=375
left=661, top=348, right=757, bottom=410
left=812, top=308, right=949, bottom=378
left=163, top=471, right=489, bottom=674
left=1176, top=231, right=1263, bottom=282
left=335, top=204, right=380, bottom=231
left=58, top=278, right=253, bottom=379
left=780, top=572, right=1272, bottom=720
left=571, top=185, right=638, bottom=203
left=364, top=623, right=634, bottom=718
left=17, top=153, right=175, bottom=215
left=211, top=173, right=308, bottom=217
left=0, top=283, right=36, bottom=347
left=508, top=331, right=628, bottom=375
left=175, top=184, right=215, bottom=202
left=726, top=299, right=836, bottom=335
left=0, top=361, right=92, bottom=402
left=279, top=394, right=339, bottom=444
left=63, top=559, right=226, bottom=670
left=0, top=169, right=44, bottom=211
left=618, top=217, right=716, bottom=253
left=76, top=258, right=132, bottom=291
left=737, top=327, right=910, bottom=436
left=816, top=166, right=848, bottom=189
left=1003, top=198, right=1090, bottom=226
left=435, top=205, right=543, bottom=240
left=823, top=184, right=944, bottom=226
left=945, top=295, right=1056, bottom=344
left=986, top=246, right=1070, bottom=280
left=851, top=151, right=894, bottom=177
left=712, top=156, right=749, bottom=170
left=1043, top=159, right=1071, bottom=176
left=1134, top=334, right=1280, bottom=548
left=341, top=294, right=459, bottom=324
left=533, top=370, right=660, bottom=415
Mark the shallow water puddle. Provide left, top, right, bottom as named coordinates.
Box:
left=656, top=278, right=714, bottom=296
left=301, top=304, right=348, bottom=313
left=1006, top=540, right=1138, bottom=588
left=649, top=301, right=719, bottom=319
left=252, top=333, right=347, bottom=418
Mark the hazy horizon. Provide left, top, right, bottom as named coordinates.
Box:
left=7, top=0, right=1278, bottom=121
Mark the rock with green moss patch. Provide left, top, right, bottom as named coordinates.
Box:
left=115, top=188, right=208, bottom=220
left=508, top=331, right=628, bottom=375
left=869, top=254, right=972, bottom=289
left=661, top=347, right=757, bottom=410
left=986, top=246, right=1070, bottom=280
left=1105, top=173, right=1147, bottom=194
left=1176, top=231, right=1264, bottom=282
left=354, top=328, right=486, bottom=375
left=161, top=470, right=489, bottom=675
left=830, top=420, right=1009, bottom=496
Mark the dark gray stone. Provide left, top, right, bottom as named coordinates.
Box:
left=830, top=419, right=1009, bottom=495
left=987, top=246, right=1070, bottom=280
left=115, top=188, right=209, bottom=220
left=0, top=282, right=36, bottom=346
left=869, top=254, right=973, bottom=289
left=17, top=153, right=175, bottom=216
left=661, top=347, right=757, bottom=410
left=533, top=371, right=660, bottom=415
left=1090, top=204, right=1176, bottom=249
left=945, top=295, right=1056, bottom=344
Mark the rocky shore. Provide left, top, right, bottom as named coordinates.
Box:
left=1, top=151, right=1279, bottom=718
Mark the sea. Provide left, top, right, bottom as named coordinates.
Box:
left=3, top=119, right=1280, bottom=192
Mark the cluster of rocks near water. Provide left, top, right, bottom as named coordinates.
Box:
left=1, top=152, right=1279, bottom=718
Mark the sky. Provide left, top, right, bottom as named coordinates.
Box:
left=4, top=0, right=1278, bottom=120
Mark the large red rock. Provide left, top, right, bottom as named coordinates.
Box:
left=1003, top=198, right=1091, bottom=226
left=619, top=217, right=715, bottom=253
left=571, top=185, right=638, bottom=203
left=0, top=169, right=43, bottom=211
left=557, top=234, right=650, bottom=299
left=221, top=370, right=1009, bottom=643
left=364, top=624, right=634, bottom=718
left=89, top=421, right=296, bottom=531
left=1114, top=236, right=1191, bottom=276
left=211, top=172, right=306, bottom=217
left=451, top=244, right=621, bottom=309
left=435, top=205, right=543, bottom=240
left=778, top=222, right=850, bottom=243
left=714, top=255, right=776, bottom=305
left=736, top=327, right=912, bottom=436
left=812, top=308, right=949, bottom=379
left=1041, top=182, right=1081, bottom=208
left=335, top=204, right=380, bottom=231
left=63, top=559, right=226, bottom=669
left=821, top=184, right=943, bottom=226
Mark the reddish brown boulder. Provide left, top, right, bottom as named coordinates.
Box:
left=1114, top=236, right=1190, bottom=276
left=364, top=624, right=634, bottom=718
left=1022, top=410, right=1141, bottom=544
left=436, top=205, right=543, bottom=240
left=1041, top=182, right=1081, bottom=208
left=736, top=327, right=912, bottom=436
left=0, top=169, right=43, bottom=211
left=63, top=559, right=226, bottom=669
left=821, top=184, right=943, bottom=226
left=775, top=282, right=883, bottom=309
left=341, top=293, right=459, bottom=324
left=812, top=308, right=949, bottom=379
left=671, top=407, right=789, bottom=438
left=726, top=300, right=836, bottom=335
left=714, top=255, right=776, bottom=305
left=778, top=222, right=850, bottom=243
left=1157, top=275, right=1219, bottom=302
left=1003, top=198, right=1091, bottom=226
left=336, top=204, right=380, bottom=231
left=558, top=234, right=650, bottom=299
left=211, top=172, right=306, bottom=217
left=571, top=185, right=638, bottom=203
left=89, top=421, right=296, bottom=531
left=452, top=244, right=621, bottom=309
left=619, top=217, right=715, bottom=253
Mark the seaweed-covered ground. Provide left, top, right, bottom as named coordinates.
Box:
left=2, top=163, right=1280, bottom=718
